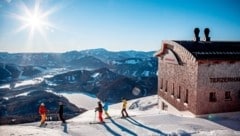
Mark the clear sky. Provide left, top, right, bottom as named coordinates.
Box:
left=0, top=0, right=240, bottom=53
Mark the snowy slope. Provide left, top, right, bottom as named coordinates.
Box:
left=0, top=95, right=240, bottom=136
left=60, top=93, right=99, bottom=110
left=0, top=125, right=69, bottom=136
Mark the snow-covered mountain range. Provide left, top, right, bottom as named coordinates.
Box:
left=0, top=48, right=157, bottom=83
left=0, top=49, right=157, bottom=125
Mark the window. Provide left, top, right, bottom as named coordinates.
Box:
left=162, top=102, right=168, bottom=111
left=185, top=89, right=188, bottom=103
left=209, top=92, right=216, bottom=102
left=238, top=90, right=240, bottom=99
left=177, top=86, right=181, bottom=99
left=225, top=91, right=232, bottom=100
left=160, top=78, right=163, bottom=90
left=165, top=80, right=168, bottom=92
left=171, top=83, right=174, bottom=96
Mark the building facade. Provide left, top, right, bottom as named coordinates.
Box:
left=155, top=40, right=240, bottom=115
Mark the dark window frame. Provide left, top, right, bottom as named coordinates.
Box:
left=238, top=90, right=240, bottom=99
left=209, top=92, right=217, bottom=102
left=171, top=83, right=174, bottom=96
left=225, top=91, right=232, bottom=101
left=165, top=80, right=168, bottom=92
left=160, top=78, right=163, bottom=90
left=177, top=86, right=181, bottom=99
left=185, top=89, right=188, bottom=103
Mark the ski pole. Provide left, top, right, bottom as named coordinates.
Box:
left=94, top=111, right=96, bottom=122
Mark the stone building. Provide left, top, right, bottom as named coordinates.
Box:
left=155, top=29, right=240, bottom=116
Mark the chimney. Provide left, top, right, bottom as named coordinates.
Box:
left=193, top=28, right=200, bottom=42
left=204, top=28, right=211, bottom=42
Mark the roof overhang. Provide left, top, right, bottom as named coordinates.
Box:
left=155, top=41, right=180, bottom=65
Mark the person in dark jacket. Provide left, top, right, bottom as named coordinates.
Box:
left=58, top=102, right=66, bottom=124
left=95, top=101, right=104, bottom=123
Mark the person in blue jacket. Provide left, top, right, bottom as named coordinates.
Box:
left=103, top=99, right=111, bottom=119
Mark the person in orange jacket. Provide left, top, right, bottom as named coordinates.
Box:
left=39, top=103, right=47, bottom=127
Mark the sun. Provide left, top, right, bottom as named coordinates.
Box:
left=23, top=9, right=45, bottom=32
left=13, top=0, right=57, bottom=39
left=27, top=13, right=42, bottom=28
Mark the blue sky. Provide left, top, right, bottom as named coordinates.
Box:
left=0, top=0, right=240, bottom=53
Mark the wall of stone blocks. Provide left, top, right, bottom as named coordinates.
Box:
left=196, top=61, right=240, bottom=114
left=157, top=41, right=240, bottom=115
left=157, top=42, right=199, bottom=114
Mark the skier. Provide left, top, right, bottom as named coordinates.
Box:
left=103, top=99, right=111, bottom=119
left=95, top=101, right=104, bottom=123
left=39, top=103, right=47, bottom=127
left=58, top=102, right=66, bottom=124
left=121, top=97, right=129, bottom=118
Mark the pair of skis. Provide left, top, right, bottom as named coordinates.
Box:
left=114, top=115, right=136, bottom=119
left=39, top=123, right=47, bottom=127
left=89, top=115, right=136, bottom=124
left=89, top=121, right=107, bottom=124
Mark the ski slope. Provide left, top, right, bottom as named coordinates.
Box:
left=0, top=95, right=240, bottom=136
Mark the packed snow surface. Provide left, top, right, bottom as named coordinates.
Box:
left=1, top=95, right=240, bottom=136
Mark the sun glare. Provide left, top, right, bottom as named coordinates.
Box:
left=28, top=14, right=41, bottom=28
left=13, top=0, right=57, bottom=39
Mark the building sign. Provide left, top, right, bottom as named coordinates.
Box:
left=163, top=49, right=179, bottom=65
left=210, top=77, right=240, bottom=83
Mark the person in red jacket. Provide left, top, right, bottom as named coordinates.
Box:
left=39, top=103, right=47, bottom=127
left=95, top=101, right=104, bottom=123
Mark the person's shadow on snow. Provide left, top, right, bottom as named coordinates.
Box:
left=62, top=123, right=68, bottom=133
left=102, top=123, right=121, bottom=136
left=109, top=118, right=137, bottom=136
left=125, top=117, right=168, bottom=136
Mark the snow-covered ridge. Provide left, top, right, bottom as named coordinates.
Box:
left=1, top=94, right=239, bottom=136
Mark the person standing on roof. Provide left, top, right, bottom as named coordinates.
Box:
left=39, top=103, right=47, bottom=127
left=121, top=97, right=129, bottom=118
